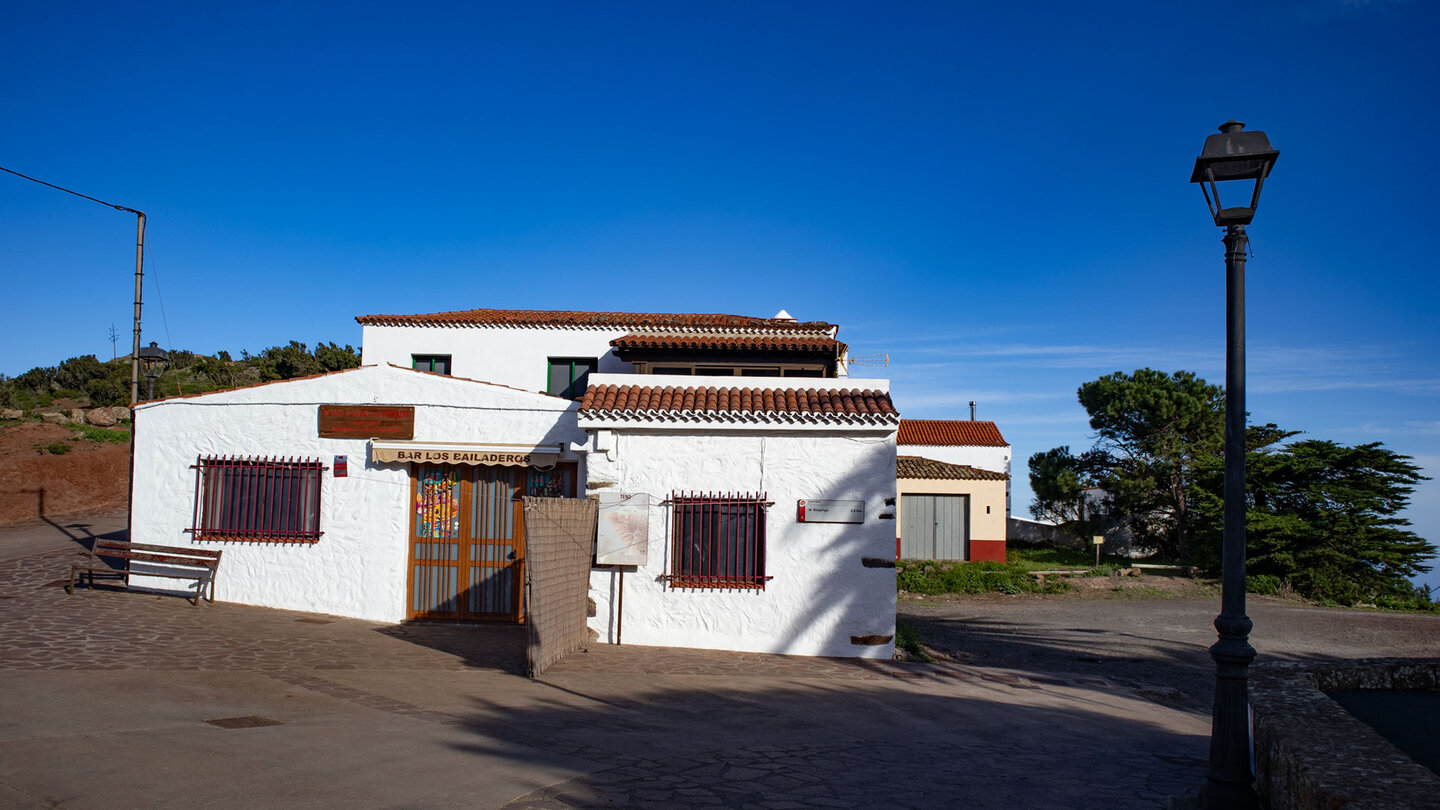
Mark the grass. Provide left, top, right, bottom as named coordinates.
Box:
left=67, top=424, right=131, bottom=444
left=897, top=559, right=1070, bottom=596
left=894, top=621, right=933, bottom=662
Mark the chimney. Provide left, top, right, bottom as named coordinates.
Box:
left=969, top=401, right=976, bottom=421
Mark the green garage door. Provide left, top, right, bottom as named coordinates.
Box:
left=900, top=494, right=969, bottom=560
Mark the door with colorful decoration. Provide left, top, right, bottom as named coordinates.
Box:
left=406, top=463, right=576, bottom=622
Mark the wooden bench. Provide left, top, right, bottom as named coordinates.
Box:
left=66, top=539, right=222, bottom=606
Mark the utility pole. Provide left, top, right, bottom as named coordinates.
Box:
left=129, top=212, right=146, bottom=406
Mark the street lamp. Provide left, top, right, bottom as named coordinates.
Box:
left=1191, top=120, right=1279, bottom=809
left=138, top=341, right=169, bottom=401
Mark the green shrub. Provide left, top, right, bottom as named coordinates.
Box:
left=898, top=559, right=1069, bottom=595
left=44, top=442, right=71, bottom=455
left=1247, top=574, right=1283, bottom=595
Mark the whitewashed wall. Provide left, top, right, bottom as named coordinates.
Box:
left=360, top=324, right=635, bottom=393
left=898, top=443, right=1012, bottom=515
left=584, top=429, right=898, bottom=659
left=130, top=364, right=584, bottom=622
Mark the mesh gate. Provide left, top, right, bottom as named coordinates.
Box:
left=522, top=496, right=598, bottom=678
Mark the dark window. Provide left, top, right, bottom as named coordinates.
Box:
left=652, top=366, right=693, bottom=375
left=667, top=492, right=769, bottom=588
left=189, top=456, right=324, bottom=542
left=547, top=357, right=596, bottom=399
left=413, top=354, right=451, bottom=375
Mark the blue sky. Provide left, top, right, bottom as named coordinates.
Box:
left=3, top=1, right=1437, bottom=588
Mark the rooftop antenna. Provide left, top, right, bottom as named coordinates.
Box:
left=846, top=352, right=889, bottom=368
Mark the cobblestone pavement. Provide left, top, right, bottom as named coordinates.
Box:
left=0, top=535, right=1209, bottom=809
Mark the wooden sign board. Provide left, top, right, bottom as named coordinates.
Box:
left=318, top=405, right=415, bottom=439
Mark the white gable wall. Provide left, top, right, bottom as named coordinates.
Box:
left=899, top=443, right=1012, bottom=516
left=584, top=428, right=898, bottom=659
left=130, top=365, right=584, bottom=622
left=360, top=324, right=634, bottom=393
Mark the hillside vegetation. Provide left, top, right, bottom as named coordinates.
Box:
left=1, top=341, right=360, bottom=411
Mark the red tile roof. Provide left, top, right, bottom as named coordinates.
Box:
left=610, top=334, right=842, bottom=353
left=356, top=308, right=835, bottom=332
left=579, top=384, right=898, bottom=425
left=897, top=455, right=1009, bottom=481
left=897, top=419, right=1008, bottom=447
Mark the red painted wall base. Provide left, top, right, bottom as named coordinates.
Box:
left=968, top=540, right=1006, bottom=563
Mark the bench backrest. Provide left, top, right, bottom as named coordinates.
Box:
left=92, top=538, right=222, bottom=569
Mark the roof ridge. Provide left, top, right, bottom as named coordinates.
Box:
left=355, top=308, right=836, bottom=332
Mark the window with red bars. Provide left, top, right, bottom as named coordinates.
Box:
left=189, top=456, right=325, bottom=542
left=667, top=492, right=770, bottom=589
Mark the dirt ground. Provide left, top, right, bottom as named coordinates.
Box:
left=0, top=421, right=130, bottom=526
left=899, top=575, right=1440, bottom=712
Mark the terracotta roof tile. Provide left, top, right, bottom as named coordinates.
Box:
left=897, top=456, right=1009, bottom=481
left=897, top=419, right=1007, bottom=447
left=610, top=334, right=841, bottom=353
left=578, top=384, right=898, bottom=426
left=356, top=308, right=835, bottom=332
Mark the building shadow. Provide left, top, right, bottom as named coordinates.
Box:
left=375, top=621, right=528, bottom=676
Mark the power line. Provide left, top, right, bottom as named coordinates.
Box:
left=0, top=165, right=141, bottom=215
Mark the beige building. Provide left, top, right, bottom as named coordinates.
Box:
left=894, top=418, right=1011, bottom=562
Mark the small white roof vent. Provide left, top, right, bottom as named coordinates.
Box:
left=772, top=309, right=796, bottom=322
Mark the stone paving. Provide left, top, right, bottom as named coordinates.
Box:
left=0, top=534, right=1209, bottom=809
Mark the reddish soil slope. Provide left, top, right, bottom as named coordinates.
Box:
left=0, top=422, right=130, bottom=526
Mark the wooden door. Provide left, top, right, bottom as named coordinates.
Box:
left=407, top=462, right=576, bottom=622
left=408, top=464, right=524, bottom=622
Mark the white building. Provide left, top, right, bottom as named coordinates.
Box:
left=130, top=308, right=898, bottom=659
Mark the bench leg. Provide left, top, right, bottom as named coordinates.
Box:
left=65, top=567, right=76, bottom=595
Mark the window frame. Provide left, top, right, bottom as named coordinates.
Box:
left=412, top=354, right=452, bottom=375
left=665, top=491, right=771, bottom=589
left=188, top=456, right=325, bottom=543
left=547, top=356, right=597, bottom=400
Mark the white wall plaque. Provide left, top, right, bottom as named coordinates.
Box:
left=797, top=499, right=864, bottom=524
left=596, top=492, right=649, bottom=565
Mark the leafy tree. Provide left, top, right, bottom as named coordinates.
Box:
left=1191, top=438, right=1434, bottom=605
left=55, top=355, right=107, bottom=392
left=1027, top=446, right=1111, bottom=539
left=1074, top=369, right=1224, bottom=557
left=86, top=376, right=128, bottom=407
left=258, top=341, right=321, bottom=380
left=313, top=342, right=360, bottom=372
left=194, top=355, right=238, bottom=389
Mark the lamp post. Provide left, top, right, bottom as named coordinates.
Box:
left=137, top=341, right=169, bottom=401
left=1191, top=120, right=1279, bottom=809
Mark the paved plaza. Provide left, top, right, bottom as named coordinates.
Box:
left=0, top=514, right=1208, bottom=809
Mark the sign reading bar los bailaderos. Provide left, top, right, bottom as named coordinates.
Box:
left=369, top=441, right=561, bottom=468
left=318, top=405, right=415, bottom=440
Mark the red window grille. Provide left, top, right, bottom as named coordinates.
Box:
left=188, top=456, right=325, bottom=542
left=665, top=492, right=771, bottom=589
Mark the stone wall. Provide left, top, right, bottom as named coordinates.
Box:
left=1251, top=658, right=1440, bottom=810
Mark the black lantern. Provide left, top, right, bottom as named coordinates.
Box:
left=1190, top=120, right=1279, bottom=227
left=137, top=341, right=169, bottom=400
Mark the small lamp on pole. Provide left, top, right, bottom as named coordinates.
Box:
left=137, top=341, right=169, bottom=401
left=1191, top=120, right=1278, bottom=809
